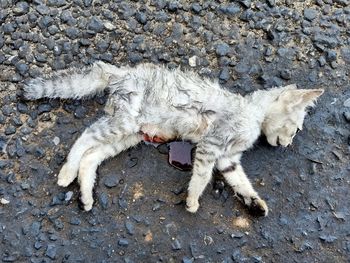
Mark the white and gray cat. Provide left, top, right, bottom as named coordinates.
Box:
left=23, top=61, right=323, bottom=216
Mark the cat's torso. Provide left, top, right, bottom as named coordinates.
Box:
left=105, top=64, right=260, bottom=150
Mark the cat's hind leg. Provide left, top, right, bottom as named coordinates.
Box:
left=57, top=116, right=114, bottom=187
left=78, top=134, right=142, bottom=211
left=217, top=156, right=268, bottom=216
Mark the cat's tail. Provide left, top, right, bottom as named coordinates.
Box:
left=23, top=61, right=126, bottom=100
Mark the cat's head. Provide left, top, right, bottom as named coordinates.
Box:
left=262, top=85, right=324, bottom=147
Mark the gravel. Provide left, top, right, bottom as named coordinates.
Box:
left=0, top=0, right=348, bottom=262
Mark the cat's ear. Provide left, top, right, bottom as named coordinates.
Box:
left=278, top=88, right=324, bottom=111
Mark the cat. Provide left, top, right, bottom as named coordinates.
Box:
left=23, top=61, right=324, bottom=216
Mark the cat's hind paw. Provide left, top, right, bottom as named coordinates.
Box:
left=57, top=164, right=77, bottom=187
left=186, top=197, right=199, bottom=213
left=249, top=197, right=268, bottom=217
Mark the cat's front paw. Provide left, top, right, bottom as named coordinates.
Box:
left=80, top=196, right=94, bottom=211
left=249, top=197, right=268, bottom=217
left=186, top=197, right=199, bottom=213
left=84, top=202, right=93, bottom=211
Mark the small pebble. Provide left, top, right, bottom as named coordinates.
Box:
left=318, top=56, right=326, bottom=67
left=0, top=198, right=10, bottom=204
left=65, top=191, right=73, bottom=201
left=126, top=157, right=138, bottom=168
left=119, top=198, right=128, bottom=209
left=152, top=202, right=161, bottom=211
left=37, top=104, right=52, bottom=114
left=304, top=8, right=318, bottom=21
left=344, top=98, right=350, bottom=107
left=326, top=50, right=337, bottom=62
left=21, top=182, right=30, bottom=190
left=104, top=21, right=116, bottom=31
left=168, top=2, right=178, bottom=12
left=34, top=241, right=42, bottom=250
left=5, top=126, right=16, bottom=135
left=182, top=257, right=194, bottom=263
left=343, top=111, right=350, bottom=123
left=280, top=69, right=292, bottom=80
left=299, top=173, right=307, bottom=181
left=319, top=235, right=337, bottom=243
left=45, top=244, right=57, bottom=259
left=88, top=17, right=104, bottom=33
left=188, top=56, right=198, bottom=67
left=135, top=12, right=147, bottom=24
left=14, top=2, right=29, bottom=15
left=216, top=43, right=230, bottom=56
left=191, top=3, right=202, bottom=13
left=53, top=136, right=60, bottom=145
left=125, top=221, right=135, bottom=235
left=157, top=143, right=169, bottom=154
left=212, top=189, right=221, bottom=199
left=24, top=247, right=33, bottom=257
left=239, top=0, right=251, bottom=8
left=74, top=106, right=87, bottom=119
left=99, top=192, right=109, bottom=209
left=309, top=163, right=317, bottom=175
left=230, top=231, right=244, bottom=239
left=104, top=175, right=119, bottom=188
left=118, top=238, right=129, bottom=247
left=219, top=67, right=230, bottom=81
left=36, top=5, right=50, bottom=15
left=7, top=172, right=16, bottom=184
left=172, top=238, right=182, bottom=250
left=69, top=217, right=81, bottom=225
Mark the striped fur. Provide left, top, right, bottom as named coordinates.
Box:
left=24, top=61, right=323, bottom=215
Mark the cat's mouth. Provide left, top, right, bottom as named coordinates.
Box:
left=140, top=124, right=177, bottom=143
left=141, top=132, right=167, bottom=143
